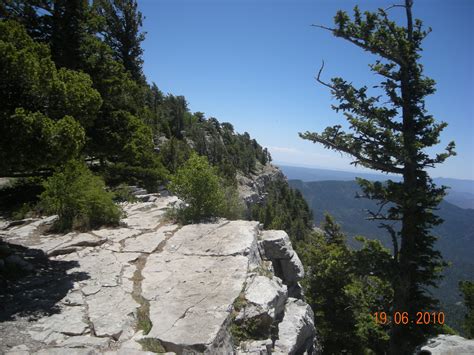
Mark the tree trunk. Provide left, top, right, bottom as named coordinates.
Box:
left=389, top=2, right=417, bottom=353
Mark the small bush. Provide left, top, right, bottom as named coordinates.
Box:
left=168, top=153, right=225, bottom=223
left=221, top=185, right=245, bottom=220
left=104, top=161, right=168, bottom=193
left=40, top=160, right=122, bottom=232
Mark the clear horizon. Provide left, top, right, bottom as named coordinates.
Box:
left=139, top=0, right=474, bottom=180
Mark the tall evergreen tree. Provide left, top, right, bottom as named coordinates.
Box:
left=0, top=0, right=53, bottom=42
left=51, top=0, right=89, bottom=70
left=300, top=1, right=455, bottom=353
left=95, top=0, right=145, bottom=82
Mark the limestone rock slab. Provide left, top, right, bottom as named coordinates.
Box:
left=121, top=224, right=176, bottom=253
left=28, top=306, right=89, bottom=343
left=140, top=220, right=261, bottom=353
left=259, top=230, right=294, bottom=259
left=275, top=298, right=316, bottom=355
left=238, top=275, right=287, bottom=324
left=86, top=287, right=139, bottom=339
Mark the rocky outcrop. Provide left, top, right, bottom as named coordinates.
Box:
left=416, top=334, right=474, bottom=355
left=259, top=230, right=305, bottom=298
left=0, top=194, right=317, bottom=354
left=274, top=299, right=316, bottom=355
left=236, top=276, right=287, bottom=330
left=237, top=163, right=285, bottom=209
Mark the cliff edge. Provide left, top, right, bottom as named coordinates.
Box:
left=0, top=192, right=316, bottom=354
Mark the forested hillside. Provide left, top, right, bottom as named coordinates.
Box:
left=289, top=179, right=474, bottom=333
left=0, top=1, right=271, bottom=224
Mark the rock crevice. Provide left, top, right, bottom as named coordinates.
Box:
left=0, top=194, right=317, bottom=354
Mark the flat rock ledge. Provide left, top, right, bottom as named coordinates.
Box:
left=1, top=194, right=317, bottom=354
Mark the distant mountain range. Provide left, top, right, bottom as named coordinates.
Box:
left=285, top=175, right=473, bottom=333
left=279, top=165, right=474, bottom=209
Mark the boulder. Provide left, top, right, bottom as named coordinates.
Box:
left=259, top=230, right=304, bottom=293
left=417, top=334, right=474, bottom=355
left=280, top=253, right=305, bottom=283
left=237, top=338, right=273, bottom=354
left=274, top=298, right=316, bottom=355
left=237, top=275, right=287, bottom=327
left=259, top=230, right=294, bottom=260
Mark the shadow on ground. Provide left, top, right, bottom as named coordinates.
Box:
left=0, top=241, right=89, bottom=321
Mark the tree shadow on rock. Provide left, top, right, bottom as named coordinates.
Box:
left=0, top=241, right=89, bottom=321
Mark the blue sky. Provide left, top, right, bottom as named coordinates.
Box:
left=139, top=0, right=474, bottom=180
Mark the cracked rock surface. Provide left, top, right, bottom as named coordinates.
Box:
left=1, top=194, right=317, bottom=354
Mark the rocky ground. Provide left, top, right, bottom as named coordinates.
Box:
left=0, top=193, right=316, bottom=354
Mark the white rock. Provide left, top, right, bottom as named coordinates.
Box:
left=58, top=335, right=110, bottom=348
left=61, top=290, right=85, bottom=306
left=275, top=298, right=316, bottom=355
left=35, top=349, right=95, bottom=355
left=418, top=334, right=474, bottom=355
left=66, top=249, right=122, bottom=287
left=168, top=220, right=260, bottom=259
left=237, top=338, right=273, bottom=354
left=259, top=230, right=294, bottom=260
left=140, top=221, right=260, bottom=353
left=47, top=233, right=106, bottom=256
left=122, top=225, right=176, bottom=253
left=8, top=215, right=57, bottom=239
left=280, top=253, right=305, bottom=282
left=86, top=287, right=139, bottom=339
left=238, top=275, right=287, bottom=324
left=94, top=227, right=142, bottom=243
left=29, top=306, right=89, bottom=342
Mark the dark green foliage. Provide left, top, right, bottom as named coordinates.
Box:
left=460, top=281, right=474, bottom=338
left=300, top=216, right=392, bottom=354
left=0, top=20, right=100, bottom=176
left=159, top=137, right=192, bottom=174
left=301, top=2, right=455, bottom=352
left=156, top=108, right=270, bottom=181
left=40, top=160, right=121, bottom=231
left=168, top=153, right=225, bottom=223
left=51, top=0, right=89, bottom=70
left=111, top=183, right=138, bottom=203
left=289, top=178, right=474, bottom=334
left=251, top=179, right=313, bottom=243
left=0, top=178, right=44, bottom=218
left=0, top=1, right=53, bottom=42
left=95, top=0, right=145, bottom=82
left=103, top=162, right=167, bottom=193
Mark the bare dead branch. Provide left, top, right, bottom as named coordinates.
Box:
left=385, top=4, right=406, bottom=11
left=311, top=24, right=335, bottom=32
left=315, top=60, right=336, bottom=90
left=379, top=222, right=399, bottom=261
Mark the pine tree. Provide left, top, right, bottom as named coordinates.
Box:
left=95, top=0, right=145, bottom=82
left=51, top=0, right=89, bottom=70
left=300, top=1, right=455, bottom=353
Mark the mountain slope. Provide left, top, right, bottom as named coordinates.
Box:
left=280, top=165, right=474, bottom=209
left=288, top=179, right=474, bottom=333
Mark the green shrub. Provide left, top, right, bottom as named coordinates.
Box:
left=104, top=161, right=168, bottom=193
left=112, top=183, right=138, bottom=203
left=40, top=160, right=122, bottom=231
left=168, top=153, right=225, bottom=223
left=221, top=185, right=245, bottom=220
